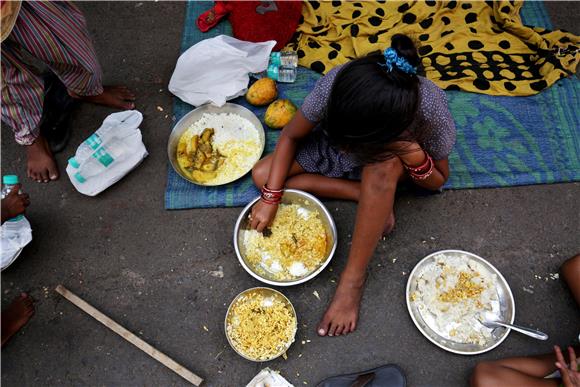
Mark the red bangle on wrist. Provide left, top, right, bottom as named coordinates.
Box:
left=261, top=184, right=283, bottom=204
left=404, top=152, right=434, bottom=181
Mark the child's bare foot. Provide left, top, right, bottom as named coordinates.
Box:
left=26, top=135, right=59, bottom=183
left=1, top=293, right=35, bottom=347
left=383, top=211, right=395, bottom=236
left=317, top=274, right=366, bottom=337
left=69, top=86, right=135, bottom=110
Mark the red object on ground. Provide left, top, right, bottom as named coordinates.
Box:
left=197, top=1, right=303, bottom=51
left=196, top=1, right=231, bottom=33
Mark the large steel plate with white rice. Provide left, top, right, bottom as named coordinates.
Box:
left=406, top=250, right=515, bottom=355
left=225, top=287, right=297, bottom=362
left=234, top=189, right=337, bottom=286
left=167, top=103, right=265, bottom=186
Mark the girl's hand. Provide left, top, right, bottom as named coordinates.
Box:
left=555, top=345, right=579, bottom=387
left=1, top=184, right=30, bottom=223
left=249, top=199, right=278, bottom=232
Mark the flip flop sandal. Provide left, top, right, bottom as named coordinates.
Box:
left=316, top=364, right=406, bottom=387
left=196, top=1, right=230, bottom=33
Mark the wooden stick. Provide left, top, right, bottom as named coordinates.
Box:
left=55, top=285, right=203, bottom=386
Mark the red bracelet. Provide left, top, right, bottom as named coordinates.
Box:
left=260, top=197, right=281, bottom=205
left=262, top=184, right=283, bottom=194
left=407, top=153, right=434, bottom=181
left=261, top=184, right=283, bottom=204
left=404, top=151, right=431, bottom=173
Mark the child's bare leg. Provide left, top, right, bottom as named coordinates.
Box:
left=317, top=157, right=404, bottom=336
left=252, top=155, right=395, bottom=234
left=471, top=358, right=560, bottom=387
left=253, top=154, right=359, bottom=200
left=561, top=254, right=580, bottom=306
left=1, top=293, right=35, bottom=347
left=472, top=345, right=580, bottom=387
left=286, top=173, right=360, bottom=201
left=26, top=134, right=59, bottom=182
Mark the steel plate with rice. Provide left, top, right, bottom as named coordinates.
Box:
left=167, top=103, right=265, bottom=186
left=406, top=250, right=515, bottom=355
left=234, top=189, right=337, bottom=286
left=225, top=287, right=297, bottom=362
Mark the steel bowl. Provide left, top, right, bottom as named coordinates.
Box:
left=406, top=249, right=515, bottom=355
left=224, top=287, right=297, bottom=362
left=167, top=103, right=265, bottom=186
left=234, top=189, right=338, bottom=286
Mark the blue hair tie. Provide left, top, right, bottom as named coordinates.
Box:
left=381, top=47, right=417, bottom=75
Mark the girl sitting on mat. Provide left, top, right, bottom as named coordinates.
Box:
left=250, top=34, right=456, bottom=337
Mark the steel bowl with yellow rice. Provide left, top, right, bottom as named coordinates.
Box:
left=225, top=287, right=297, bottom=361
left=234, top=189, right=337, bottom=286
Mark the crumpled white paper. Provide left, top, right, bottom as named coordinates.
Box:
left=1, top=216, right=32, bottom=270
left=169, top=35, right=276, bottom=107
left=246, top=368, right=293, bottom=387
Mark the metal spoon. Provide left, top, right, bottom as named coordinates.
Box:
left=480, top=311, right=549, bottom=340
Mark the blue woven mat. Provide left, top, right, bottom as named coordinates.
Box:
left=165, top=1, right=579, bottom=210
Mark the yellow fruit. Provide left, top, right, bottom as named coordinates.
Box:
left=246, top=78, right=278, bottom=106
left=264, top=99, right=297, bottom=129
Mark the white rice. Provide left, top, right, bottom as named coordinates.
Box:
left=184, top=112, right=259, bottom=145
left=181, top=113, right=262, bottom=184
left=412, top=253, right=499, bottom=345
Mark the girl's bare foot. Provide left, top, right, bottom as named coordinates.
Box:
left=317, top=274, right=366, bottom=337
left=69, top=86, right=135, bottom=110
left=1, top=293, right=35, bottom=347
left=26, top=135, right=59, bottom=183
left=383, top=211, right=396, bottom=236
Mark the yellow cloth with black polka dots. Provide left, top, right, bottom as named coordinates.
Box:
left=286, top=0, right=579, bottom=96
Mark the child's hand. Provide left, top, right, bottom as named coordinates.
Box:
left=249, top=199, right=278, bottom=232
left=1, top=184, right=30, bottom=223
left=555, top=345, right=579, bottom=387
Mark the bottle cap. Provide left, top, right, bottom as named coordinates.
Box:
left=270, top=52, right=281, bottom=66
left=2, top=175, right=18, bottom=185
left=68, top=157, right=80, bottom=169
left=267, top=64, right=279, bottom=80
left=74, top=172, right=86, bottom=183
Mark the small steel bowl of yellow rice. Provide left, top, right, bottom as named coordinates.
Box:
left=234, top=189, right=338, bottom=286
left=225, top=287, right=297, bottom=361
left=167, top=103, right=265, bottom=186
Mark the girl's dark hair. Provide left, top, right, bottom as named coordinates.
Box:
left=322, top=34, right=423, bottom=164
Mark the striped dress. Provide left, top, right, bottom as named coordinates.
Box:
left=1, top=1, right=103, bottom=145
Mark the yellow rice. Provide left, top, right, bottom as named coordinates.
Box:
left=243, top=204, right=327, bottom=281
left=226, top=291, right=296, bottom=361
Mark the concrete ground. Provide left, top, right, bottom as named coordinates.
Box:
left=1, top=2, right=579, bottom=386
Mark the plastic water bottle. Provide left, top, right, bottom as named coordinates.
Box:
left=70, top=132, right=104, bottom=168
left=270, top=51, right=298, bottom=67
left=72, top=140, right=128, bottom=183
left=69, top=111, right=140, bottom=169
left=267, top=64, right=297, bottom=83
left=250, top=51, right=298, bottom=82
left=1, top=175, right=24, bottom=221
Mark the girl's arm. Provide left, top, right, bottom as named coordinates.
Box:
left=392, top=142, right=450, bottom=190
left=263, top=111, right=315, bottom=190
left=250, top=111, right=315, bottom=231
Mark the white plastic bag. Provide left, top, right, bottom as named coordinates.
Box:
left=168, top=35, right=276, bottom=107
left=1, top=216, right=32, bottom=271
left=246, top=368, right=293, bottom=387
left=66, top=110, right=148, bottom=196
